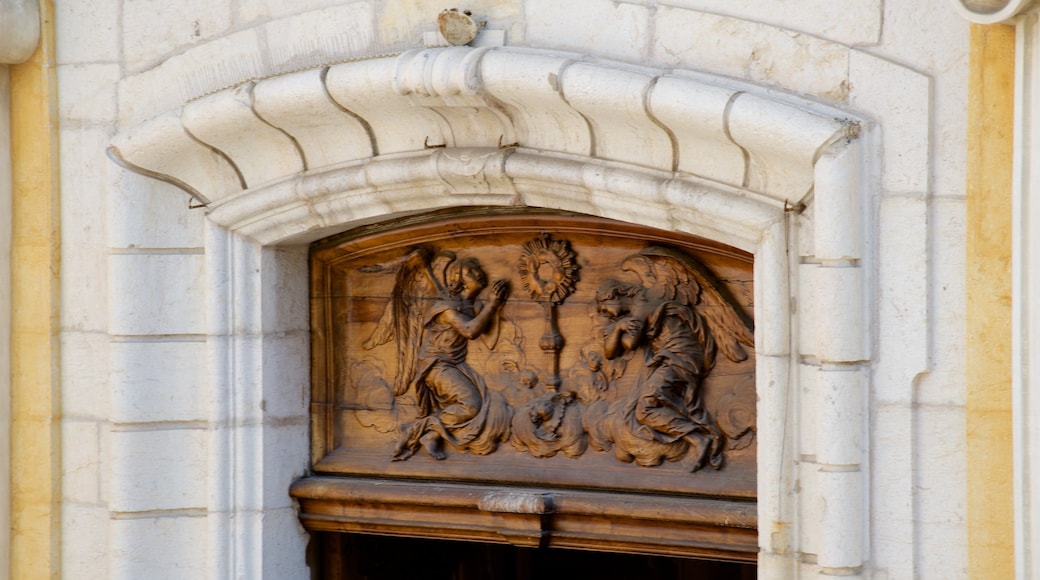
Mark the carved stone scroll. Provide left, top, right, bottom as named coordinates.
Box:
left=309, top=210, right=756, bottom=499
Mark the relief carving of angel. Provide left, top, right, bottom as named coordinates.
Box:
left=361, top=248, right=513, bottom=461
left=588, top=246, right=755, bottom=471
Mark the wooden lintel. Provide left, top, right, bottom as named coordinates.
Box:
left=291, top=476, right=758, bottom=562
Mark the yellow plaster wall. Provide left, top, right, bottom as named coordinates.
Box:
left=966, top=22, right=1014, bottom=580
left=8, top=0, right=60, bottom=576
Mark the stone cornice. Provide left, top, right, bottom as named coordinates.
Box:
left=949, top=0, right=1037, bottom=24
left=0, top=0, right=39, bottom=64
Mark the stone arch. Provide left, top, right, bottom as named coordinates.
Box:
left=111, top=46, right=869, bottom=577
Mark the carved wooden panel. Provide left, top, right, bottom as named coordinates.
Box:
left=296, top=209, right=757, bottom=559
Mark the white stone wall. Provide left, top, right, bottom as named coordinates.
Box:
left=55, top=1, right=969, bottom=578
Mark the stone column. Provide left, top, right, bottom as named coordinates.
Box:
left=0, top=2, right=39, bottom=578
left=949, top=1, right=1039, bottom=578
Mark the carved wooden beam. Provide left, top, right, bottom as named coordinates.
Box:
left=291, top=476, right=758, bottom=561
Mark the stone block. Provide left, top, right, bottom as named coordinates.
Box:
left=816, top=366, right=865, bottom=466
left=260, top=506, right=310, bottom=579
left=122, top=0, right=232, bottom=72
left=914, top=406, right=968, bottom=577
left=797, top=456, right=821, bottom=557
left=260, top=246, right=310, bottom=333
left=927, top=198, right=967, bottom=404
left=481, top=50, right=590, bottom=155
left=262, top=424, right=309, bottom=509
left=797, top=262, right=820, bottom=358
left=182, top=85, right=305, bottom=190
left=264, top=4, right=376, bottom=72
left=798, top=362, right=819, bottom=457
left=62, top=420, right=100, bottom=504
left=915, top=521, right=968, bottom=580
left=99, top=425, right=113, bottom=505
left=260, top=335, right=309, bottom=420
left=658, top=0, right=882, bottom=45
left=111, top=340, right=208, bottom=424
left=662, top=180, right=776, bottom=252
left=62, top=504, right=110, bottom=580
left=876, top=0, right=970, bottom=86
left=58, top=64, right=120, bottom=124
left=61, top=128, right=113, bottom=333
left=814, top=265, right=865, bottom=363
left=235, top=0, right=341, bottom=23
left=814, top=141, right=863, bottom=262
left=110, top=515, right=208, bottom=580
left=874, top=196, right=929, bottom=405
left=524, top=0, right=650, bottom=63
left=326, top=57, right=450, bottom=155
left=796, top=207, right=816, bottom=258
left=234, top=201, right=338, bottom=246
left=870, top=403, right=915, bottom=579
left=110, top=111, right=244, bottom=206
left=849, top=51, right=930, bottom=194
left=648, top=75, right=744, bottom=186
left=110, top=428, right=208, bottom=513
left=108, top=253, right=206, bottom=336
left=754, top=222, right=792, bottom=357
left=559, top=63, right=671, bottom=171
left=394, top=48, right=517, bottom=149
left=118, top=29, right=264, bottom=128
left=253, top=69, right=374, bottom=170
left=652, top=7, right=849, bottom=101
left=728, top=92, right=844, bottom=202
left=817, top=468, right=864, bottom=569
left=109, top=170, right=207, bottom=250
left=372, top=0, right=437, bottom=50
left=61, top=332, right=111, bottom=420
left=756, top=352, right=792, bottom=531
left=54, top=0, right=120, bottom=64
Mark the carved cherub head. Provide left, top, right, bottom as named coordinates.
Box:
left=594, top=279, right=643, bottom=320
left=518, top=369, right=538, bottom=389
left=446, top=257, right=487, bottom=299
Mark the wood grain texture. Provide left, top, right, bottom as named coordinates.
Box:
left=300, top=209, right=757, bottom=558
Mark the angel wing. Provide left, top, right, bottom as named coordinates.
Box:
left=361, top=248, right=453, bottom=395
left=622, top=245, right=754, bottom=363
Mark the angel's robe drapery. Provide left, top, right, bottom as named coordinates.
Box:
left=397, top=299, right=511, bottom=455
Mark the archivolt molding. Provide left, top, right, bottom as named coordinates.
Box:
left=109, top=46, right=859, bottom=244
left=205, top=148, right=780, bottom=250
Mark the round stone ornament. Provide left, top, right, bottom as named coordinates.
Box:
left=438, top=9, right=478, bottom=46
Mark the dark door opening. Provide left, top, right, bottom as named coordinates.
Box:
left=315, top=533, right=757, bottom=580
